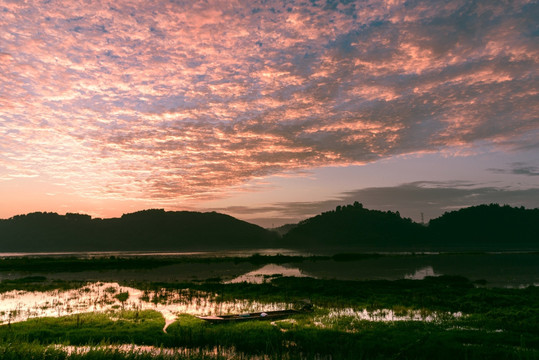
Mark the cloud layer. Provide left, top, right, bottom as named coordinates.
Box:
left=221, top=181, right=539, bottom=226
left=1, top=0, right=538, bottom=202
left=488, top=162, right=539, bottom=176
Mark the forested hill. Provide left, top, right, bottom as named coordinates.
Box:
left=281, top=203, right=539, bottom=251
left=1, top=204, right=537, bottom=253
left=428, top=204, right=539, bottom=250
left=0, top=209, right=279, bottom=252
left=281, top=202, right=428, bottom=251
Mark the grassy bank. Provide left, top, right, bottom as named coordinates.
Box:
left=0, top=276, right=538, bottom=359
left=0, top=342, right=227, bottom=360
left=1, top=310, right=537, bottom=359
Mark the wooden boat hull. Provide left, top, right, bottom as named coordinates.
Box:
left=198, top=309, right=300, bottom=323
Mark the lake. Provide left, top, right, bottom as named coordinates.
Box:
left=0, top=251, right=537, bottom=287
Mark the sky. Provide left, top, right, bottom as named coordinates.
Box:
left=1, top=0, right=538, bottom=227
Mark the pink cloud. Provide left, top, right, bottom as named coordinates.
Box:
left=0, top=0, right=537, bottom=205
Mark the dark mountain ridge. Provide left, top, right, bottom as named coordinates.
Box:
left=0, top=204, right=537, bottom=252
left=281, top=203, right=539, bottom=251
left=428, top=204, right=539, bottom=250
left=281, top=201, right=428, bottom=251
left=0, top=209, right=279, bottom=252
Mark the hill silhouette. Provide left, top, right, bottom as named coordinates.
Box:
left=1, top=204, right=537, bottom=253
left=281, top=202, right=428, bottom=251
left=281, top=202, right=539, bottom=251
left=428, top=204, right=539, bottom=250
left=0, top=209, right=279, bottom=252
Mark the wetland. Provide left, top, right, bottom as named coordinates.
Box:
left=0, top=252, right=538, bottom=359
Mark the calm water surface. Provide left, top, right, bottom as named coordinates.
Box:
left=0, top=249, right=310, bottom=258
left=0, top=251, right=537, bottom=287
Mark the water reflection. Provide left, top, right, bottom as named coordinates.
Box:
left=55, top=344, right=275, bottom=359
left=320, top=308, right=462, bottom=323
left=0, top=253, right=537, bottom=287
left=405, top=266, right=441, bottom=280
left=0, top=282, right=291, bottom=330
left=226, top=264, right=313, bottom=284
left=0, top=280, right=465, bottom=335
left=0, top=249, right=311, bottom=259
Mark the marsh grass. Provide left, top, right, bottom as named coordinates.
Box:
left=165, top=313, right=539, bottom=359
left=1, top=275, right=538, bottom=359
left=0, top=342, right=230, bottom=359
left=1, top=308, right=538, bottom=359
left=0, top=310, right=165, bottom=346
left=0, top=277, right=87, bottom=293
left=0, top=254, right=330, bottom=274
left=124, top=275, right=539, bottom=315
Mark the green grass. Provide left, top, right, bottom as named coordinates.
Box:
left=0, top=342, right=227, bottom=359
left=0, top=310, right=165, bottom=346
left=163, top=312, right=539, bottom=359
left=1, top=307, right=538, bottom=359
left=1, top=275, right=538, bottom=359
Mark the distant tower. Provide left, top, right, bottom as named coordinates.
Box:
left=421, top=212, right=424, bottom=224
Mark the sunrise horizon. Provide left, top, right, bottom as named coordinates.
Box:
left=1, top=0, right=538, bottom=228
left=1, top=2, right=538, bottom=356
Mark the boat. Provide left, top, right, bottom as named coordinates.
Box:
left=198, top=303, right=313, bottom=323
left=198, top=309, right=301, bottom=323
